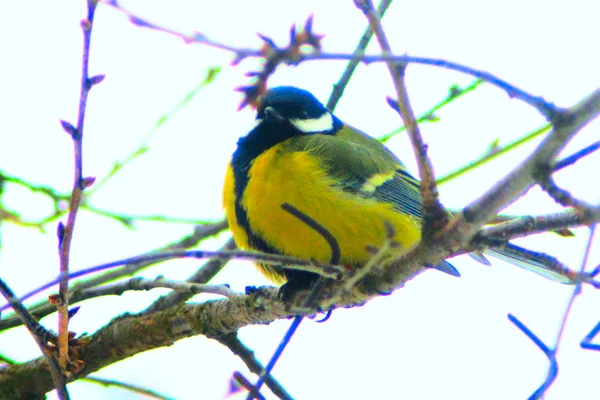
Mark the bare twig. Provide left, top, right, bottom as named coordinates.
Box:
left=322, top=222, right=397, bottom=310
left=378, top=79, right=484, bottom=143
left=56, top=0, right=101, bottom=376
left=234, top=372, right=267, bottom=400
left=354, top=0, right=446, bottom=237
left=372, top=89, right=600, bottom=295
left=247, top=317, right=303, bottom=400
left=76, top=276, right=238, bottom=300
left=88, top=66, right=222, bottom=195
left=508, top=314, right=557, bottom=399
left=83, top=205, right=219, bottom=227
left=144, top=237, right=236, bottom=314
left=0, top=171, right=217, bottom=228
left=0, top=353, right=17, bottom=365
left=433, top=90, right=600, bottom=265
left=581, top=320, right=600, bottom=351
left=554, top=140, right=600, bottom=171
left=0, top=278, right=67, bottom=398
left=545, top=225, right=597, bottom=394
left=438, top=130, right=599, bottom=187
left=107, top=1, right=558, bottom=118
left=326, top=0, right=393, bottom=111
left=480, top=209, right=600, bottom=242
left=0, top=221, right=228, bottom=331
left=83, top=376, right=173, bottom=400
left=437, top=124, right=551, bottom=185
left=216, top=333, right=293, bottom=400
left=537, top=172, right=599, bottom=217
left=0, top=247, right=344, bottom=314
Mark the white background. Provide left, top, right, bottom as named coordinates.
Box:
left=0, top=0, right=598, bottom=399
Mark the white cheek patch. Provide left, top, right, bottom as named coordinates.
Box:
left=290, top=112, right=334, bottom=133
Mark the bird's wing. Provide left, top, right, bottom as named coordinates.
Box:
left=285, top=128, right=462, bottom=276
left=285, top=127, right=424, bottom=221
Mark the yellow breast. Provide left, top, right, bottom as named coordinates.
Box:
left=223, top=142, right=422, bottom=284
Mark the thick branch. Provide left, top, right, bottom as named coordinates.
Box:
left=0, top=289, right=296, bottom=398
left=382, top=88, right=600, bottom=284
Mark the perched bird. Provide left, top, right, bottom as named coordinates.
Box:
left=223, top=86, right=571, bottom=294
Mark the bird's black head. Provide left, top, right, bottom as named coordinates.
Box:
left=233, top=87, right=342, bottom=175
left=255, top=86, right=342, bottom=135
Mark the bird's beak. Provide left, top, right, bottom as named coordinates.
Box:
left=264, top=106, right=285, bottom=122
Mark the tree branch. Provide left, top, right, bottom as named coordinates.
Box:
left=56, top=0, right=101, bottom=379
left=354, top=0, right=447, bottom=239
left=479, top=209, right=600, bottom=242
left=107, top=0, right=561, bottom=117
left=215, top=333, right=293, bottom=400
left=0, top=221, right=228, bottom=332
left=326, top=0, right=393, bottom=111
left=0, top=278, right=66, bottom=399
left=0, top=247, right=344, bottom=315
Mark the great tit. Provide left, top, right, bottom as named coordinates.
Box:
left=223, top=86, right=571, bottom=293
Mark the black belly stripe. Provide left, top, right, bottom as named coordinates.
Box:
left=231, top=116, right=341, bottom=255
left=231, top=150, right=278, bottom=254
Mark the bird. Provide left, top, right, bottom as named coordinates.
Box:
left=222, top=86, right=572, bottom=295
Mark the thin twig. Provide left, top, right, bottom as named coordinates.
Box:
left=544, top=225, right=597, bottom=394
left=56, top=0, right=101, bottom=376
left=537, top=172, right=599, bottom=217
left=438, top=130, right=599, bottom=187
left=377, top=79, right=484, bottom=143
left=433, top=89, right=600, bottom=266
left=553, top=140, right=600, bottom=171
left=322, top=223, right=397, bottom=310
left=326, top=0, right=393, bottom=111
left=0, top=241, right=234, bottom=329
left=0, top=171, right=217, bottom=229
left=83, top=205, right=219, bottom=227
left=354, top=0, right=446, bottom=237
left=437, top=124, right=551, bottom=185
left=107, top=1, right=558, bottom=118
left=84, top=376, right=173, bottom=400
left=0, top=222, right=228, bottom=331
left=216, top=333, right=293, bottom=400
left=0, top=278, right=68, bottom=398
left=581, top=320, right=600, bottom=351
left=0, top=353, right=17, bottom=365
left=248, top=317, right=303, bottom=400
left=479, top=209, right=600, bottom=242
left=144, top=237, right=236, bottom=314
left=234, top=372, right=266, bottom=400
left=87, top=66, right=222, bottom=195
left=0, top=248, right=344, bottom=313
left=76, top=276, right=238, bottom=300
left=507, top=314, right=557, bottom=400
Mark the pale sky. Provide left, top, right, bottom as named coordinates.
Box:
left=0, top=0, right=599, bottom=399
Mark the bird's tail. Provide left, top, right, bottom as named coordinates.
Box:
left=483, top=242, right=575, bottom=284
